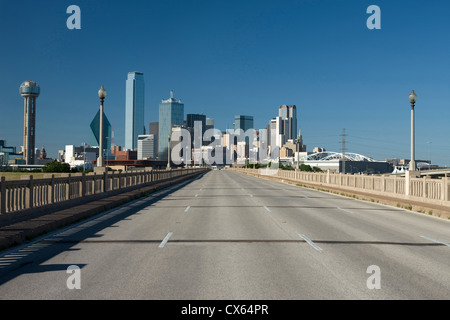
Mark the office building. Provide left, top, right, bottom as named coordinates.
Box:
left=125, top=72, right=145, bottom=150
left=206, top=118, right=214, bottom=131
left=64, top=145, right=98, bottom=169
left=137, top=134, right=157, bottom=160
left=0, top=140, right=23, bottom=167
left=90, top=109, right=112, bottom=157
left=270, top=117, right=289, bottom=149
left=278, top=105, right=297, bottom=140
left=233, top=115, right=254, bottom=132
left=186, top=114, right=206, bottom=133
left=158, top=90, right=184, bottom=161
left=186, top=114, right=206, bottom=147
left=149, top=122, right=159, bottom=157
left=20, top=81, right=40, bottom=165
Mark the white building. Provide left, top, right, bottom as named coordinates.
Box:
left=137, top=134, right=157, bottom=160
left=64, top=145, right=98, bottom=169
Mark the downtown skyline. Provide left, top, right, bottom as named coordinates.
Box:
left=1, top=0, right=450, bottom=165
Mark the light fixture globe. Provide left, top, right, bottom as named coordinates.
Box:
left=409, top=90, right=417, bottom=104
left=98, top=85, right=107, bottom=99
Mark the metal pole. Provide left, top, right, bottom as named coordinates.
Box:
left=98, top=98, right=104, bottom=167
left=83, top=142, right=86, bottom=172
left=167, top=134, right=171, bottom=169
left=410, top=102, right=416, bottom=171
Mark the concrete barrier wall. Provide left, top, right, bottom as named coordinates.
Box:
left=0, top=168, right=206, bottom=215
left=233, top=168, right=450, bottom=208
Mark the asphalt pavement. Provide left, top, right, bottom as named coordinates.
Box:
left=0, top=169, right=448, bottom=300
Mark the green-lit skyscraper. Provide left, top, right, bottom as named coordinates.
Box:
left=90, top=110, right=112, bottom=156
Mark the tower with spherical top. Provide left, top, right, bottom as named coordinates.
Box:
left=20, top=81, right=40, bottom=165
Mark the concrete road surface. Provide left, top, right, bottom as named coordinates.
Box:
left=0, top=169, right=448, bottom=300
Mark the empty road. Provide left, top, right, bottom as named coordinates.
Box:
left=0, top=169, right=449, bottom=300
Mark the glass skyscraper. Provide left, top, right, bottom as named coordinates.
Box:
left=89, top=109, right=112, bottom=155
left=158, top=91, right=184, bottom=160
left=234, top=115, right=254, bottom=132
left=125, top=72, right=145, bottom=151
left=278, top=105, right=297, bottom=140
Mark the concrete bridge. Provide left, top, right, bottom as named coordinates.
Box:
left=0, top=168, right=448, bottom=301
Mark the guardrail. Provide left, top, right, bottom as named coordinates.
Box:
left=0, top=168, right=207, bottom=215
left=233, top=168, right=450, bottom=207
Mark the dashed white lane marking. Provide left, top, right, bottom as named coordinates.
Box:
left=297, top=233, right=323, bottom=252
left=185, top=206, right=190, bottom=213
left=338, top=207, right=353, bottom=214
left=264, top=206, right=271, bottom=212
left=159, top=232, right=173, bottom=248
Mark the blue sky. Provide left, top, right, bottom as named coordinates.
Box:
left=1, top=0, right=449, bottom=165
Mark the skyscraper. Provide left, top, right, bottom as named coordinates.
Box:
left=186, top=114, right=206, bottom=133
left=186, top=114, right=206, bottom=147
left=158, top=90, right=184, bottom=161
left=233, top=115, right=254, bottom=132
left=205, top=118, right=214, bottom=131
left=278, top=105, right=297, bottom=140
left=125, top=72, right=145, bottom=151
left=149, top=122, right=159, bottom=157
left=89, top=109, right=112, bottom=156
left=20, top=81, right=40, bottom=165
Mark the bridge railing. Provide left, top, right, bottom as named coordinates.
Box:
left=0, top=168, right=207, bottom=215
left=233, top=168, right=450, bottom=206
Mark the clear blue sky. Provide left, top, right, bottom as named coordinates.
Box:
left=1, top=0, right=449, bottom=165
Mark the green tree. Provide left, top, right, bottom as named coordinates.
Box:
left=43, top=161, right=71, bottom=173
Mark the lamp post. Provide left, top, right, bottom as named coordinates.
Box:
left=167, top=134, right=171, bottom=170
left=82, top=142, right=86, bottom=172
left=295, top=137, right=300, bottom=170
left=105, top=136, right=110, bottom=168
left=97, top=85, right=107, bottom=168
left=409, top=90, right=417, bottom=172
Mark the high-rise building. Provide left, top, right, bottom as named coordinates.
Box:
left=137, top=134, right=157, bottom=160
left=149, top=122, right=159, bottom=157
left=233, top=115, right=254, bottom=147
left=206, top=118, right=214, bottom=131
left=278, top=105, right=297, bottom=140
left=186, top=114, right=206, bottom=133
left=90, top=109, right=112, bottom=157
left=125, top=72, right=145, bottom=150
left=233, top=115, right=254, bottom=132
left=20, top=81, right=40, bottom=165
left=186, top=114, right=206, bottom=147
left=270, top=117, right=289, bottom=148
left=158, top=90, right=184, bottom=161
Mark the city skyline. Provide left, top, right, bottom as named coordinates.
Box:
left=1, top=1, right=450, bottom=165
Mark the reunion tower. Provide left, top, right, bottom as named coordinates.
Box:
left=20, top=81, right=40, bottom=165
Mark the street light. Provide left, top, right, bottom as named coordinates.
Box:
left=167, top=134, right=171, bottom=169
left=97, top=85, right=107, bottom=167
left=409, top=90, right=417, bottom=171
left=105, top=136, right=110, bottom=168
left=82, top=142, right=87, bottom=172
